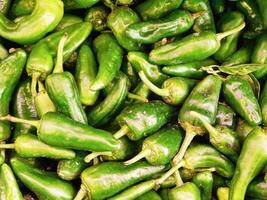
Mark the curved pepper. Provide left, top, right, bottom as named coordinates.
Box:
left=215, top=103, right=237, bottom=129
left=229, top=127, right=267, bottom=200
left=222, top=46, right=252, bottom=66
left=55, top=14, right=83, bottom=32
left=192, top=171, right=213, bottom=200
left=85, top=5, right=109, bottom=32
left=149, top=22, right=245, bottom=65
left=10, top=0, right=35, bottom=18
left=0, top=49, right=27, bottom=141
left=260, top=81, right=267, bottom=125
left=168, top=182, right=201, bottom=200
left=0, top=43, right=8, bottom=60
left=10, top=156, right=75, bottom=200
left=0, top=0, right=63, bottom=44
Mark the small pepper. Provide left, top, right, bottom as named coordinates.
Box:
left=55, top=14, right=83, bottom=32
left=168, top=182, right=201, bottom=200
left=85, top=5, right=109, bottom=32
left=215, top=103, right=237, bottom=129
left=192, top=171, right=213, bottom=200
left=222, top=46, right=252, bottom=66
left=260, top=81, right=267, bottom=125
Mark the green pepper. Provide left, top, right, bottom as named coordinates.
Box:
left=173, top=75, right=222, bottom=164
left=192, top=171, right=213, bottom=200
left=182, top=0, right=216, bottom=32
left=217, top=187, right=229, bottom=200
left=229, top=127, right=267, bottom=200
left=222, top=46, right=252, bottom=66
left=0, top=0, right=63, bottom=44
left=85, top=5, right=109, bottom=32
left=90, top=33, right=123, bottom=91
left=10, top=0, right=35, bottom=18
left=0, top=163, right=24, bottom=200
left=0, top=142, right=4, bottom=165
left=168, top=182, right=201, bottom=200
left=247, top=176, right=267, bottom=199
left=0, top=112, right=119, bottom=152
left=55, top=14, right=83, bottom=32
left=136, top=0, right=183, bottom=20
left=260, top=81, right=267, bottom=125
left=62, top=0, right=99, bottom=9
left=223, top=75, right=262, bottom=126
left=114, top=100, right=175, bottom=141
left=126, top=10, right=196, bottom=44
left=107, top=6, right=141, bottom=51
left=75, top=161, right=166, bottom=200
left=0, top=0, right=11, bottom=15
left=235, top=119, right=255, bottom=142
left=213, top=11, right=245, bottom=62
left=10, top=156, right=75, bottom=200
left=256, top=0, right=267, bottom=29
left=0, top=49, right=27, bottom=142
left=0, top=43, right=8, bottom=60
left=12, top=79, right=37, bottom=140
left=124, top=125, right=183, bottom=165
left=57, top=151, right=88, bottom=181
left=215, top=103, right=237, bottom=129
left=149, top=22, right=245, bottom=65
left=210, top=0, right=225, bottom=14
left=136, top=191, right=162, bottom=200
left=162, top=59, right=215, bottom=79
left=252, top=33, right=267, bottom=79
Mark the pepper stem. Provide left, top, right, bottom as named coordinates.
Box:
left=0, top=143, right=15, bottom=149
left=37, top=80, right=45, bottom=93
left=102, top=0, right=116, bottom=10
left=53, top=33, right=68, bottom=74
left=139, top=71, right=170, bottom=97
left=174, top=171, right=184, bottom=187
left=113, top=125, right=130, bottom=139
left=128, top=92, right=149, bottom=103
left=84, top=151, right=113, bottom=163
left=0, top=115, right=40, bottom=127
left=74, top=184, right=88, bottom=200
left=172, top=131, right=197, bottom=165
left=216, top=22, right=245, bottom=41
left=124, top=149, right=150, bottom=165
left=31, top=73, right=40, bottom=98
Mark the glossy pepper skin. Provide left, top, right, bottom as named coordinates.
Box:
left=260, top=81, right=267, bottom=125
left=91, top=33, right=123, bottom=91
left=256, top=0, right=267, bottom=28
left=192, top=171, right=213, bottom=200
left=136, top=191, right=162, bottom=200
left=80, top=161, right=165, bottom=200
left=107, top=6, right=141, bottom=51
left=63, top=0, right=99, bottom=10
left=10, top=156, right=75, bottom=200
left=215, top=103, right=237, bottom=129
left=55, top=15, right=83, bottom=32
left=0, top=163, right=24, bottom=200
left=0, top=49, right=27, bottom=141
left=168, top=182, right=201, bottom=200
left=222, top=46, right=252, bottom=66
left=10, top=0, right=35, bottom=18
left=12, top=79, right=37, bottom=140
left=229, top=127, right=267, bottom=200
left=126, top=10, right=195, bottom=44
left=223, top=75, right=262, bottom=126
left=85, top=5, right=109, bottom=32
left=247, top=176, right=267, bottom=199
left=136, top=0, right=183, bottom=20
left=0, top=0, right=63, bottom=44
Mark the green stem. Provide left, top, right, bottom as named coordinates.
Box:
left=0, top=143, right=15, bottom=149
left=0, top=115, right=40, bottom=127
left=113, top=125, right=130, bottom=139
left=74, top=184, right=88, bottom=200
left=139, top=71, right=170, bottom=97
left=53, top=33, right=68, bottom=74
left=31, top=72, right=40, bottom=98
left=128, top=92, right=149, bottom=103
left=102, top=0, right=116, bottom=9
left=124, top=149, right=150, bottom=165
left=37, top=80, right=45, bottom=93
left=84, top=151, right=113, bottom=163
left=216, top=22, right=245, bottom=41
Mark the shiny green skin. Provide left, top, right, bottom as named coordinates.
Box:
left=10, top=0, right=34, bottom=18
left=91, top=33, right=123, bottom=91
left=10, top=157, right=75, bottom=200
left=107, top=7, right=141, bottom=51
left=162, top=59, right=215, bottom=79
left=37, top=112, right=119, bottom=151
left=12, top=79, right=37, bottom=140
left=46, top=71, right=88, bottom=124
left=168, top=182, right=201, bottom=200
left=229, top=127, right=267, bottom=200
left=139, top=125, right=183, bottom=165
left=260, top=81, right=267, bottom=125
left=192, top=172, right=213, bottom=200
left=182, top=0, right=215, bottom=32
left=63, top=0, right=100, bottom=9
left=0, top=163, right=23, bottom=200
left=85, top=5, right=109, bottom=32
left=223, top=75, right=262, bottom=126
left=13, top=134, right=76, bottom=159
left=213, top=12, right=244, bottom=62
left=126, top=10, right=194, bottom=44
left=235, top=119, right=255, bottom=141
left=179, top=75, right=222, bottom=135
left=215, top=103, right=237, bottom=129
left=222, top=46, right=252, bottom=66
left=256, top=0, right=267, bottom=28
left=0, top=0, right=11, bottom=15
left=0, top=43, right=8, bottom=60
left=247, top=177, right=267, bottom=199
left=81, top=161, right=165, bottom=200
left=128, top=52, right=168, bottom=86
left=0, top=0, right=63, bottom=44
left=87, top=72, right=129, bottom=126
left=136, top=0, right=183, bottom=20
left=252, top=33, right=267, bottom=79
left=184, top=144, right=235, bottom=178
left=149, top=32, right=220, bottom=65
left=121, top=60, right=139, bottom=89
left=116, top=100, right=175, bottom=141
left=136, top=191, right=162, bottom=200
left=26, top=22, right=92, bottom=80
left=57, top=151, right=87, bottom=181
left=75, top=43, right=99, bottom=106
left=55, top=15, right=83, bottom=31
left=210, top=0, right=225, bottom=14
left=0, top=49, right=27, bottom=141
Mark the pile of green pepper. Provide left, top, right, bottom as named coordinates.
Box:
left=0, top=0, right=267, bottom=199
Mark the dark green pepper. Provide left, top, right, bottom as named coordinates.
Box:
left=210, top=0, right=225, bottom=14
left=10, top=0, right=35, bottom=18
left=0, top=43, right=8, bottom=60
left=260, top=81, right=267, bottom=125
left=85, top=5, right=109, bottom=32
left=192, top=171, right=213, bottom=200
left=215, top=103, right=237, bottom=129
left=256, top=0, right=267, bottom=29
left=247, top=176, right=267, bottom=199
left=62, top=0, right=100, bottom=10
left=136, top=191, right=162, bottom=200
left=222, top=46, right=252, bottom=66
left=10, top=156, right=75, bottom=200
left=0, top=49, right=27, bottom=141
left=55, top=14, right=83, bottom=32
left=223, top=75, right=262, bottom=126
